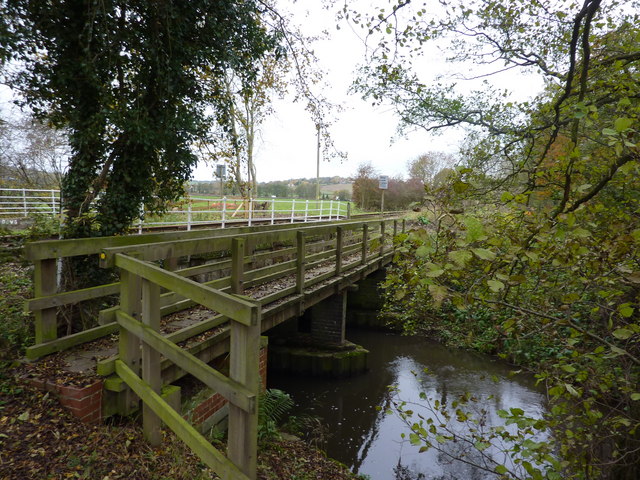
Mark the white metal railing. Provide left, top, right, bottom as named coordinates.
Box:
left=0, top=188, right=61, bottom=217
left=138, top=196, right=350, bottom=233
left=0, top=188, right=350, bottom=232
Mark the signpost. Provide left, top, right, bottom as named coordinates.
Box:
left=215, top=164, right=226, bottom=196
left=378, top=175, right=388, bottom=213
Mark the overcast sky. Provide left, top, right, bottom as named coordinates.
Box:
left=194, top=1, right=465, bottom=183
left=1, top=1, right=545, bottom=185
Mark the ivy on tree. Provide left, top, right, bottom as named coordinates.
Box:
left=2, top=0, right=278, bottom=237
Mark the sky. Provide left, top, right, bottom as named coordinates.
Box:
left=1, top=1, right=545, bottom=185
left=192, top=0, right=461, bottom=183
left=191, top=1, right=545, bottom=183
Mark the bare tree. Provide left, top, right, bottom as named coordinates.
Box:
left=0, top=112, right=67, bottom=188
left=407, top=152, right=455, bottom=187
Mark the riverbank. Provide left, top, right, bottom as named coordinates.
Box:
left=0, top=238, right=362, bottom=480
left=0, top=364, right=360, bottom=480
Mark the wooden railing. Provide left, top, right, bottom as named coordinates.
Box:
left=24, top=216, right=406, bottom=480
left=113, top=246, right=260, bottom=479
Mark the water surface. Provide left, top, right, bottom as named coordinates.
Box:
left=269, top=330, right=547, bottom=480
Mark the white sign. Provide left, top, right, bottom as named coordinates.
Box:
left=215, top=164, right=226, bottom=179
left=378, top=175, right=389, bottom=190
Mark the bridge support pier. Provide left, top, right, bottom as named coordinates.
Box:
left=310, top=292, right=346, bottom=346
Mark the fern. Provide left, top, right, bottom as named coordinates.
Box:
left=257, top=389, right=294, bottom=443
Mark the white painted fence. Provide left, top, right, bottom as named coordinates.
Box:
left=0, top=189, right=350, bottom=231
left=0, top=188, right=61, bottom=217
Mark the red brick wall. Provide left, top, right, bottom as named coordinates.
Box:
left=190, top=346, right=268, bottom=426
left=26, top=377, right=103, bottom=425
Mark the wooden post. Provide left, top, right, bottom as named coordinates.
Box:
left=336, top=226, right=343, bottom=275
left=119, top=254, right=142, bottom=415
left=393, top=219, right=398, bottom=238
left=34, top=258, right=57, bottom=343
left=222, top=196, right=227, bottom=228
left=229, top=252, right=260, bottom=479
left=347, top=202, right=351, bottom=219
left=402, top=218, right=406, bottom=233
left=296, top=231, right=306, bottom=295
left=141, top=278, right=162, bottom=446
left=228, top=310, right=260, bottom=480
left=231, top=238, right=245, bottom=295
left=380, top=221, right=386, bottom=255
left=361, top=224, right=369, bottom=265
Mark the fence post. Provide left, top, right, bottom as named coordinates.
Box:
left=402, top=218, right=406, bottom=233
left=231, top=238, right=245, bottom=295
left=380, top=221, right=386, bottom=255
left=187, top=201, right=192, bottom=231
left=141, top=278, right=162, bottom=446
left=361, top=224, right=369, bottom=265
left=248, top=198, right=253, bottom=227
left=22, top=188, right=27, bottom=217
left=119, top=253, right=142, bottom=415
left=34, top=259, right=57, bottom=344
left=296, top=231, right=306, bottom=295
left=319, top=200, right=323, bottom=221
left=304, top=200, right=309, bottom=223
left=290, top=199, right=296, bottom=223
left=394, top=219, right=398, bottom=238
left=50, top=190, right=56, bottom=215
left=228, top=238, right=259, bottom=479
left=138, top=203, right=143, bottom=235
left=336, top=226, right=343, bottom=275
left=270, top=196, right=276, bottom=225
left=222, top=196, right=227, bottom=229
left=329, top=200, right=333, bottom=220
left=347, top=202, right=351, bottom=219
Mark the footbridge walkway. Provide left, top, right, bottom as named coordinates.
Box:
left=24, top=215, right=405, bottom=480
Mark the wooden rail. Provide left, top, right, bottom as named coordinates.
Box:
left=24, top=215, right=407, bottom=480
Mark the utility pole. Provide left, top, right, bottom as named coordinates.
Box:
left=315, top=123, right=321, bottom=201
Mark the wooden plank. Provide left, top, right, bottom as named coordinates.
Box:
left=115, top=360, right=250, bottom=480
left=141, top=279, right=162, bottom=446
left=27, top=282, right=120, bottom=311
left=361, top=224, right=369, bottom=265
left=33, top=258, right=57, bottom=343
left=102, top=237, right=234, bottom=268
left=114, top=254, right=258, bottom=326
left=117, top=311, right=255, bottom=413
left=25, top=322, right=119, bottom=360
left=296, top=231, right=305, bottom=295
left=26, top=219, right=342, bottom=260
left=228, top=316, right=260, bottom=479
left=231, top=238, right=245, bottom=295
left=243, top=259, right=296, bottom=283
left=119, top=260, right=142, bottom=415
left=257, top=286, right=297, bottom=306
left=336, top=226, right=343, bottom=275
left=245, top=267, right=296, bottom=291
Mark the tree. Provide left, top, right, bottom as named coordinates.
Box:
left=2, top=0, right=277, bottom=238
left=349, top=0, right=640, bottom=477
left=351, top=162, right=378, bottom=210
left=407, top=152, right=454, bottom=187
left=0, top=112, right=67, bottom=189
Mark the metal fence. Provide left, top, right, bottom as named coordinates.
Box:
left=1, top=189, right=350, bottom=232
left=0, top=188, right=61, bottom=218
left=137, top=196, right=350, bottom=232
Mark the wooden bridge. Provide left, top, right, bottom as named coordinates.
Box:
left=24, top=215, right=404, bottom=480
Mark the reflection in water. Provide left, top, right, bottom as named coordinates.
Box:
left=269, top=330, right=547, bottom=480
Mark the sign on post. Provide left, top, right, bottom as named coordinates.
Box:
left=215, top=164, right=226, bottom=179
left=378, top=175, right=388, bottom=213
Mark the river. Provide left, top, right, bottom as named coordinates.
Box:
left=269, top=329, right=548, bottom=480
